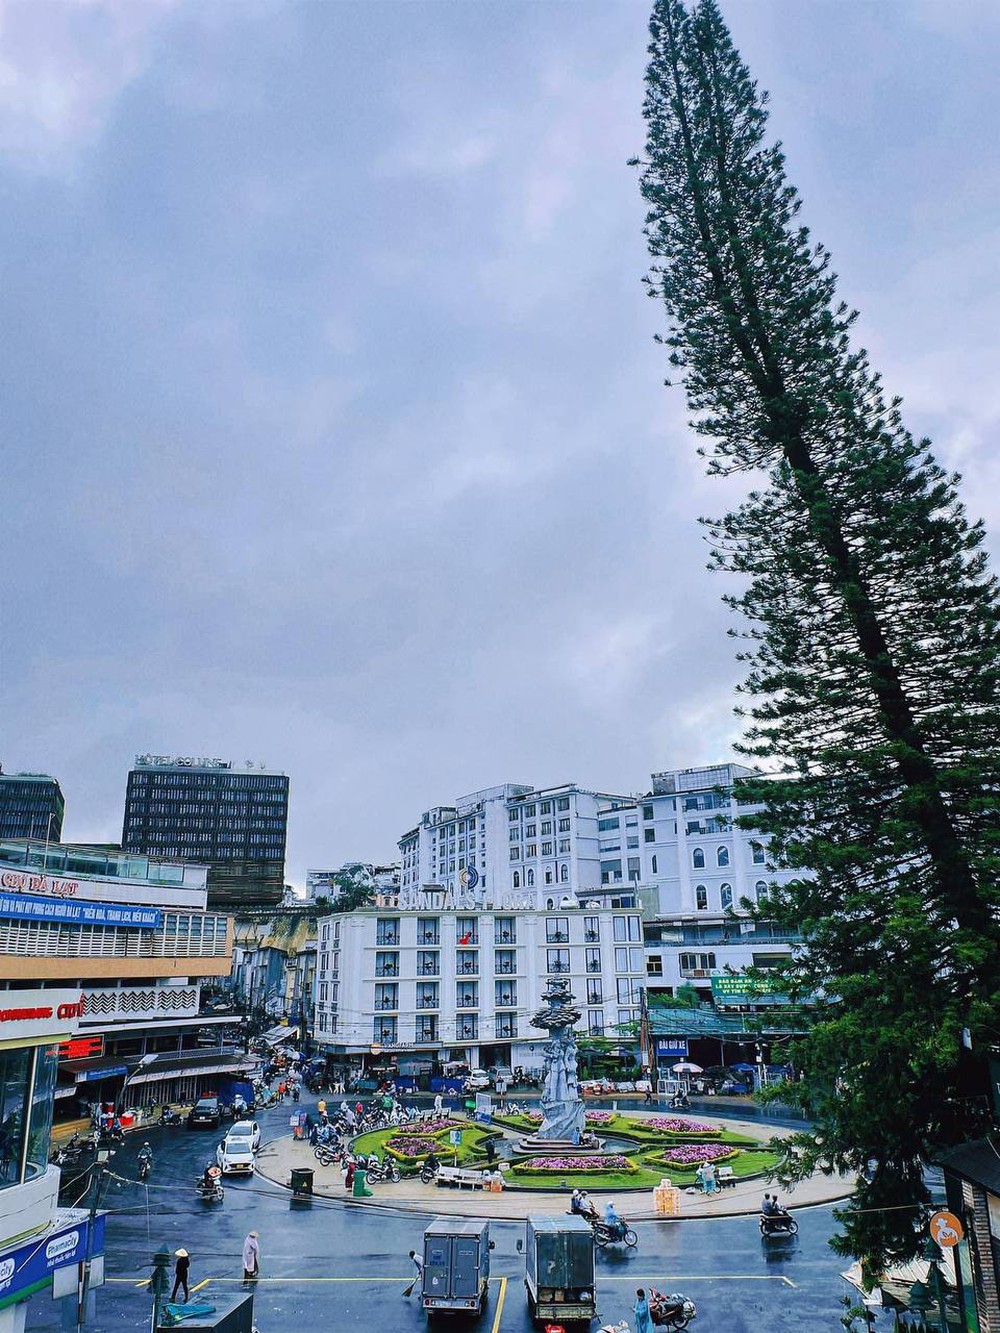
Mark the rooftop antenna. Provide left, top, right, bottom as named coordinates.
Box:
left=245, top=760, right=254, bottom=771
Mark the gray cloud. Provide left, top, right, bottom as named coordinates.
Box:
left=3, top=1, right=998, bottom=882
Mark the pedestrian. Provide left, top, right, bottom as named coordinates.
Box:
left=633, top=1287, right=652, bottom=1333
left=242, top=1231, right=260, bottom=1281
left=171, top=1249, right=190, bottom=1302
left=345, top=1158, right=356, bottom=1191
left=403, top=1249, right=423, bottom=1298
left=433, top=1093, right=443, bottom=1115
left=644, top=1086, right=653, bottom=1105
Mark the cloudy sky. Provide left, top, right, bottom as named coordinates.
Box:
left=3, top=0, right=999, bottom=885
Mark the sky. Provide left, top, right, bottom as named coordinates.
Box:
left=2, top=0, right=999, bottom=887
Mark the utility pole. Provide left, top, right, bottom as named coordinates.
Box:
left=150, top=1246, right=171, bottom=1333
left=77, top=1144, right=111, bottom=1333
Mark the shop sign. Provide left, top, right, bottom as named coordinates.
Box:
left=711, top=975, right=790, bottom=1007
left=0, top=989, right=83, bottom=1042
left=0, top=891, right=161, bottom=930
left=656, top=1040, right=689, bottom=1059
left=81, top=1066, right=127, bottom=1082
left=0, top=1214, right=105, bottom=1311
left=59, top=1035, right=105, bottom=1061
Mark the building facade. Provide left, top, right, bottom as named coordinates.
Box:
left=0, top=840, right=235, bottom=1111
left=121, top=755, right=289, bottom=908
left=397, top=781, right=639, bottom=911
left=0, top=987, right=105, bottom=1333
left=0, top=772, right=64, bottom=844
left=312, top=899, right=646, bottom=1073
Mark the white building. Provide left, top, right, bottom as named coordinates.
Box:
left=632, top=764, right=802, bottom=999
left=397, top=781, right=642, bottom=911
left=312, top=898, right=646, bottom=1072
left=305, top=862, right=400, bottom=903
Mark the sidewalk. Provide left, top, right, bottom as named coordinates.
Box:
left=255, top=1115, right=854, bottom=1222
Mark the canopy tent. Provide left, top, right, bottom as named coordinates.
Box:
left=261, top=1025, right=299, bottom=1047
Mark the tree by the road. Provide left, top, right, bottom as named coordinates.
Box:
left=637, top=0, right=1000, bottom=1277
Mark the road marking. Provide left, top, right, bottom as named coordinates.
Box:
left=602, top=1275, right=797, bottom=1289
left=491, top=1276, right=507, bottom=1333
left=133, top=1279, right=149, bottom=1289
left=190, top=1279, right=212, bottom=1293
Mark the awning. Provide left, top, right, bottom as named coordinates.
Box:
left=262, top=1025, right=299, bottom=1047
left=64, top=1051, right=261, bottom=1085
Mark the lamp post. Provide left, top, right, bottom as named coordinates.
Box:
left=920, top=1236, right=949, bottom=1333
left=117, top=1052, right=158, bottom=1119
left=150, top=1245, right=171, bottom=1333
left=76, top=1142, right=112, bottom=1333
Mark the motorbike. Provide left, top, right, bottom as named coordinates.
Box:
left=313, top=1144, right=344, bottom=1166
left=668, top=1092, right=690, bottom=1110
left=649, top=1289, right=698, bottom=1329
left=591, top=1217, right=638, bottom=1249
left=420, top=1162, right=440, bottom=1184
left=759, top=1209, right=798, bottom=1236
left=160, top=1107, right=183, bottom=1127
left=358, top=1156, right=400, bottom=1183
left=138, top=1156, right=152, bottom=1181
left=196, top=1170, right=225, bottom=1204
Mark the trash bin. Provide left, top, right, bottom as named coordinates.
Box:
left=289, top=1167, right=313, bottom=1197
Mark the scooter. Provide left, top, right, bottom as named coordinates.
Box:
left=160, top=1107, right=183, bottom=1127
left=359, top=1157, right=400, bottom=1183
left=649, top=1289, right=698, bottom=1328
left=759, top=1209, right=798, bottom=1236
left=195, top=1170, right=225, bottom=1204
left=138, top=1156, right=152, bottom=1181
left=591, top=1217, right=638, bottom=1249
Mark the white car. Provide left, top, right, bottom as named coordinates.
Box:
left=464, top=1070, right=490, bottom=1092
left=216, top=1122, right=261, bottom=1175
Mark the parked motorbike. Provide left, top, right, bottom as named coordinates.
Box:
left=591, top=1217, right=638, bottom=1249
left=649, top=1289, right=698, bottom=1329
left=160, top=1107, right=183, bottom=1127
left=358, top=1156, right=400, bottom=1183
left=759, top=1209, right=798, bottom=1236
left=313, top=1144, right=344, bottom=1167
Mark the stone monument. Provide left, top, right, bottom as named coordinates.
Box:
left=516, top=977, right=589, bottom=1152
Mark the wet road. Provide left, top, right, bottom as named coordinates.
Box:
left=28, top=1095, right=854, bottom=1333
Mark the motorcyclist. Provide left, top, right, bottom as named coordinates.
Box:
left=571, top=1188, right=587, bottom=1216
left=424, top=1149, right=440, bottom=1175
left=761, top=1192, right=777, bottom=1216
left=138, top=1142, right=154, bottom=1166
left=604, top=1201, right=622, bottom=1237
left=202, top=1163, right=217, bottom=1191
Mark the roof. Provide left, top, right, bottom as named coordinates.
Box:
left=426, top=1219, right=489, bottom=1237
left=262, top=1024, right=299, bottom=1046
left=64, top=1050, right=260, bottom=1083
left=935, top=1137, right=1000, bottom=1195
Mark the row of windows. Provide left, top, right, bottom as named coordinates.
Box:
left=694, top=881, right=769, bottom=910
left=508, top=797, right=572, bottom=822
left=371, top=943, right=640, bottom=979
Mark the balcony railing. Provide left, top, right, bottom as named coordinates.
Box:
left=456, top=996, right=478, bottom=1008
left=495, top=963, right=516, bottom=975
left=81, top=985, right=200, bottom=1023
left=375, top=966, right=398, bottom=977
left=0, top=914, right=230, bottom=960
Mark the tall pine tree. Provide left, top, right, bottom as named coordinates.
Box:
left=637, top=0, right=1000, bottom=1277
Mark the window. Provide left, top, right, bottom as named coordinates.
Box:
left=542, top=841, right=553, bottom=856
left=373, top=1017, right=396, bottom=1044
left=508, top=808, right=519, bottom=822
left=495, top=949, right=517, bottom=975
left=457, top=1015, right=479, bottom=1041
left=627, top=857, right=641, bottom=879
left=541, top=801, right=552, bottom=814
left=586, top=947, right=602, bottom=972
left=495, top=918, right=516, bottom=945
left=546, top=917, right=569, bottom=943
left=755, top=880, right=769, bottom=904
left=558, top=838, right=570, bottom=854
left=584, top=917, right=600, bottom=942
left=720, top=883, right=733, bottom=911
left=547, top=948, right=570, bottom=973
left=558, top=817, right=571, bottom=833
left=509, top=827, right=520, bottom=842
left=416, top=1016, right=437, bottom=1043
left=752, top=842, right=766, bottom=865
left=526, top=843, right=537, bottom=858
left=495, top=1014, right=517, bottom=1039
left=613, top=915, right=641, bottom=942
left=557, top=797, right=570, bottom=811
left=616, top=978, right=633, bottom=1004
left=696, top=884, right=708, bottom=910
left=456, top=918, right=478, bottom=945
left=495, top=981, right=517, bottom=1008
left=643, top=804, right=654, bottom=821
left=679, top=951, right=716, bottom=972
left=544, top=869, right=553, bottom=885
left=509, top=847, right=520, bottom=861
left=541, top=820, right=552, bottom=836
left=717, top=846, right=730, bottom=867
left=375, top=951, right=398, bottom=977
left=588, top=1011, right=604, bottom=1037
left=512, top=871, right=520, bottom=889
left=456, top=982, right=479, bottom=1008
left=416, top=982, right=439, bottom=1009
left=523, top=804, right=536, bottom=818
left=526, top=824, right=536, bottom=838
left=692, top=847, right=705, bottom=869
left=586, top=979, right=603, bottom=1004
left=646, top=955, right=663, bottom=976
left=417, top=950, right=439, bottom=976
left=598, top=817, right=620, bottom=832
left=651, top=855, right=658, bottom=874
left=417, top=918, right=439, bottom=945
left=644, top=828, right=655, bottom=843
left=560, top=864, right=569, bottom=883
left=375, top=983, right=398, bottom=1011
left=456, top=949, right=478, bottom=975
left=526, top=869, right=535, bottom=887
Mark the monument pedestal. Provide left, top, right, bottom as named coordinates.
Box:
left=516, top=1135, right=604, bottom=1156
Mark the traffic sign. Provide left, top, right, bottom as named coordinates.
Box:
left=928, top=1211, right=963, bottom=1247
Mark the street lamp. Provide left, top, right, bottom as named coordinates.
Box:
left=118, top=1053, right=158, bottom=1118
left=77, top=1141, right=113, bottom=1333
left=920, top=1235, right=949, bottom=1333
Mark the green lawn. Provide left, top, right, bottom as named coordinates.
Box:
left=351, top=1122, right=498, bottom=1172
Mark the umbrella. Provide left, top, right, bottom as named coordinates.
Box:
left=730, top=1062, right=756, bottom=1073
left=671, top=1062, right=703, bottom=1074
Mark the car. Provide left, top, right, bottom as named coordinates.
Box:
left=464, top=1069, right=490, bottom=1092
left=216, top=1124, right=260, bottom=1174
left=187, top=1097, right=222, bottom=1130
left=489, top=1066, right=513, bottom=1088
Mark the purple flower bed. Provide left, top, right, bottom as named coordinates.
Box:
left=660, top=1143, right=734, bottom=1164
left=518, top=1155, right=634, bottom=1172
left=387, top=1137, right=440, bottom=1158
left=585, top=1111, right=615, bottom=1125
left=646, top=1117, right=719, bottom=1135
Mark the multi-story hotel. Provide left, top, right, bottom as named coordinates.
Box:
left=121, top=755, right=289, bottom=908
left=0, top=839, right=237, bottom=1112
left=312, top=899, right=646, bottom=1072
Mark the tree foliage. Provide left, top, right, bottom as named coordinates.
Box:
left=330, top=866, right=376, bottom=912
left=637, top=0, right=1000, bottom=1279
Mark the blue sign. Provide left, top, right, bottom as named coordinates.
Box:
left=0, top=1213, right=105, bottom=1310
left=656, top=1039, right=689, bottom=1059
left=0, top=892, right=161, bottom=930
left=82, top=1066, right=127, bottom=1081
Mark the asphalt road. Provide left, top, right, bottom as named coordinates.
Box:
left=28, top=1096, right=855, bottom=1333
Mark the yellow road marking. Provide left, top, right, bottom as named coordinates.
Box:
left=603, top=1274, right=797, bottom=1289
left=491, top=1276, right=507, bottom=1333
left=190, top=1279, right=212, bottom=1293
left=134, top=1279, right=149, bottom=1289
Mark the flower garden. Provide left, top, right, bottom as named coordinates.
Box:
left=349, top=1109, right=778, bottom=1192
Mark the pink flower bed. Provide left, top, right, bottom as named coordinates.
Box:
left=585, top=1111, right=615, bottom=1125
left=646, top=1117, right=718, bottom=1135
left=660, top=1143, right=734, bottom=1164
left=388, top=1137, right=440, bottom=1158
left=398, top=1118, right=459, bottom=1135
left=519, top=1155, right=634, bottom=1172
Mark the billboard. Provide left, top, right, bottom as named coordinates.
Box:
left=711, top=975, right=791, bottom=1006
left=0, top=891, right=161, bottom=930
